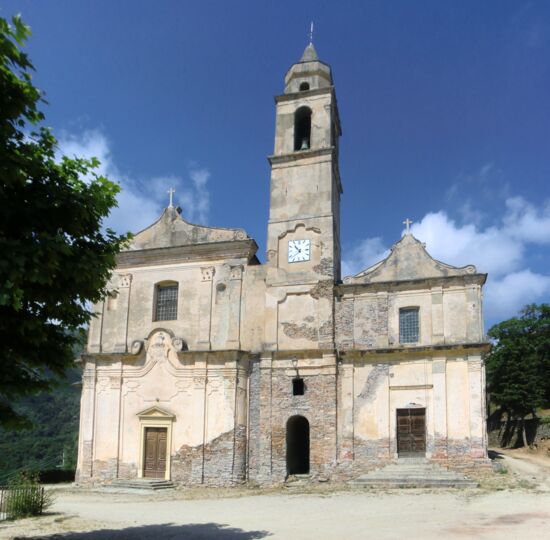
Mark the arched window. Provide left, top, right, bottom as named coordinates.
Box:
left=299, top=81, right=310, bottom=91
left=294, top=107, right=312, bottom=151
left=154, top=281, right=178, bottom=321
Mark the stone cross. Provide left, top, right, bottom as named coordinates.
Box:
left=403, top=218, right=413, bottom=233
left=167, top=187, right=175, bottom=208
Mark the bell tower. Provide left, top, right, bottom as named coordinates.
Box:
left=264, top=43, right=343, bottom=351
left=266, top=42, right=342, bottom=280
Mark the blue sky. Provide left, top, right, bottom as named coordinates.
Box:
left=3, top=1, right=549, bottom=328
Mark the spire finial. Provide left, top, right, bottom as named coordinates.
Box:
left=403, top=218, right=413, bottom=234
left=309, top=21, right=314, bottom=44
left=167, top=187, right=175, bottom=208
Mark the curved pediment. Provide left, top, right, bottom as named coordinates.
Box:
left=344, top=234, right=477, bottom=285
left=128, top=207, right=251, bottom=251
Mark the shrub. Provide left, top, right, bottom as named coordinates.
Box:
left=1, top=472, right=54, bottom=519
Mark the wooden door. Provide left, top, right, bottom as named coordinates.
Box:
left=397, top=408, right=426, bottom=456
left=144, top=427, right=167, bottom=478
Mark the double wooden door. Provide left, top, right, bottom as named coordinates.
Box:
left=144, top=427, right=167, bottom=478
left=397, top=408, right=426, bottom=456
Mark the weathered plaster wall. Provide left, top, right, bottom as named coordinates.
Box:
left=77, top=330, right=250, bottom=486
left=336, top=283, right=484, bottom=350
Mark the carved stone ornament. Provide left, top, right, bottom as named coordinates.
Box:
left=131, top=340, right=143, bottom=355
left=172, top=337, right=186, bottom=351
left=146, top=330, right=171, bottom=364
left=230, top=265, right=243, bottom=280
left=235, top=230, right=247, bottom=240
left=201, top=266, right=215, bottom=282
left=118, top=274, right=132, bottom=288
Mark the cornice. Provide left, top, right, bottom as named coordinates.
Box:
left=275, top=86, right=333, bottom=103
left=339, top=341, right=491, bottom=360
left=116, top=239, right=259, bottom=268
left=268, top=146, right=335, bottom=166
left=336, top=273, right=487, bottom=295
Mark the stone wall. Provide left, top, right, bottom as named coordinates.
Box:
left=248, top=354, right=338, bottom=485
left=172, top=424, right=247, bottom=486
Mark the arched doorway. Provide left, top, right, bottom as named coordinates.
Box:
left=286, top=415, right=310, bottom=474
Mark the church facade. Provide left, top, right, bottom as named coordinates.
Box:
left=76, top=44, right=490, bottom=486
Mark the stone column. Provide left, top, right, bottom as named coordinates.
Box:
left=227, top=265, right=243, bottom=349
left=257, top=353, right=273, bottom=483
left=337, top=361, right=354, bottom=463
left=197, top=267, right=215, bottom=350
left=468, top=355, right=485, bottom=458
left=431, top=357, right=448, bottom=459
left=114, top=274, right=132, bottom=353
left=87, top=302, right=103, bottom=353
left=431, top=287, right=444, bottom=345
left=76, top=362, right=96, bottom=481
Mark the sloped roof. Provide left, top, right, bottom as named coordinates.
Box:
left=343, top=233, right=479, bottom=285
left=127, top=206, right=251, bottom=251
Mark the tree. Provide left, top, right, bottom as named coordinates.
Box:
left=0, top=15, right=130, bottom=428
left=486, top=304, right=550, bottom=447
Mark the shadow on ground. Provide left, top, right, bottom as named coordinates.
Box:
left=15, top=522, right=271, bottom=539
left=488, top=449, right=505, bottom=461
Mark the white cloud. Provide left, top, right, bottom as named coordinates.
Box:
left=342, top=237, right=389, bottom=277
left=343, top=195, right=550, bottom=325
left=503, top=196, right=550, bottom=244
left=484, top=270, right=550, bottom=322
left=410, top=212, right=523, bottom=278
left=56, top=129, right=211, bottom=234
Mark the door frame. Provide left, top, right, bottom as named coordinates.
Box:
left=396, top=407, right=426, bottom=457
left=137, top=406, right=174, bottom=480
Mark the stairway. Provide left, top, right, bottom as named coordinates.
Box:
left=110, top=478, right=175, bottom=490
left=349, top=458, right=478, bottom=489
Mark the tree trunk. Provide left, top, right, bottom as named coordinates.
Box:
left=521, top=416, right=528, bottom=448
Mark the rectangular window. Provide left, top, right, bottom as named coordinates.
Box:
left=292, top=378, right=305, bottom=396
left=155, top=284, right=178, bottom=321
left=399, top=307, right=419, bottom=343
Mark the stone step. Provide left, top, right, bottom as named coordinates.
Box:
left=110, top=479, right=175, bottom=490
left=350, top=478, right=478, bottom=488
left=349, top=461, right=478, bottom=489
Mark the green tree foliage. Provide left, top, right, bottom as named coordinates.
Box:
left=0, top=15, right=130, bottom=428
left=486, top=304, right=550, bottom=447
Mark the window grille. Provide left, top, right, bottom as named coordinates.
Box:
left=399, top=307, right=419, bottom=343
left=155, top=284, right=178, bottom=321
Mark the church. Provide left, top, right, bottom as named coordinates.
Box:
left=76, top=43, right=490, bottom=486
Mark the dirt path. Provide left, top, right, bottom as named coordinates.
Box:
left=492, top=446, right=550, bottom=492
left=3, top=453, right=550, bottom=540
left=2, top=482, right=550, bottom=540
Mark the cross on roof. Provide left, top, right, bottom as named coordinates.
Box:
left=309, top=21, right=314, bottom=44
left=167, top=187, right=175, bottom=208
left=403, top=218, right=413, bottom=233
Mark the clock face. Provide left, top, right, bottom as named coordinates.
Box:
left=288, top=239, right=311, bottom=263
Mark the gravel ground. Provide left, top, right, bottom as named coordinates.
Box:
left=1, top=453, right=549, bottom=540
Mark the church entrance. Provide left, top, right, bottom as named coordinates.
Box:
left=396, top=408, right=426, bottom=456
left=286, top=415, right=310, bottom=475
left=143, top=427, right=167, bottom=478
